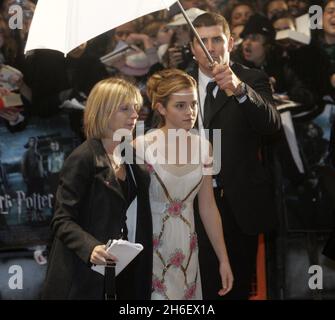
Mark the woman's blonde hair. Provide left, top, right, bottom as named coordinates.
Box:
left=84, top=78, right=143, bottom=139
left=146, top=69, right=197, bottom=127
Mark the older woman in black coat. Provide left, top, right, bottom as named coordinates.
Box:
left=42, top=78, right=153, bottom=300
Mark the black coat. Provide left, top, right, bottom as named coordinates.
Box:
left=191, top=62, right=281, bottom=234
left=42, top=139, right=153, bottom=300
left=231, top=47, right=317, bottom=108
left=24, top=50, right=108, bottom=118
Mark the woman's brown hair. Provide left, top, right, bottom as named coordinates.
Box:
left=146, top=69, right=197, bottom=127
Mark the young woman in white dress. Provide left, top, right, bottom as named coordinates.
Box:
left=135, top=69, right=233, bottom=300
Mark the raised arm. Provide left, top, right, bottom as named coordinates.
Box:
left=213, top=63, right=281, bottom=135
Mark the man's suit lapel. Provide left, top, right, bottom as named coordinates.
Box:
left=207, top=63, right=246, bottom=127
left=190, top=64, right=232, bottom=129
left=205, top=89, right=230, bottom=128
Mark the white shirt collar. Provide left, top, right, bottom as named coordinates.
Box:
left=198, top=68, right=214, bottom=90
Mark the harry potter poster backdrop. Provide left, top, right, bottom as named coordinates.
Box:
left=0, top=113, right=79, bottom=249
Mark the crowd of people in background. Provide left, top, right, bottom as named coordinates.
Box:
left=0, top=0, right=333, bottom=137
left=0, top=0, right=332, bottom=130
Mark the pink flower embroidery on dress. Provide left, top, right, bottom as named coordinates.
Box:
left=184, top=282, right=197, bottom=300
left=152, top=275, right=166, bottom=294
left=167, top=200, right=184, bottom=217
left=169, top=249, right=185, bottom=267
left=190, top=233, right=198, bottom=252
left=146, top=163, right=154, bottom=173
left=153, top=234, right=161, bottom=250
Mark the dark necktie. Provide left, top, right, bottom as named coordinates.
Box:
left=203, top=81, right=217, bottom=128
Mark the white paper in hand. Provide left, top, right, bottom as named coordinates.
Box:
left=91, top=239, right=143, bottom=276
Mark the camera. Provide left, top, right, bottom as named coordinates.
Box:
left=178, top=44, right=192, bottom=69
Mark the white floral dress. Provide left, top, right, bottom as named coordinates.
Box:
left=139, top=131, right=210, bottom=300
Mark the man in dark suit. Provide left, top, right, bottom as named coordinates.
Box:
left=190, top=12, right=281, bottom=299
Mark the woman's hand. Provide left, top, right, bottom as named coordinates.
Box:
left=8, top=73, right=23, bottom=88
left=0, top=109, right=20, bottom=122
left=90, top=245, right=118, bottom=265
left=0, top=87, right=11, bottom=96
left=218, top=260, right=234, bottom=296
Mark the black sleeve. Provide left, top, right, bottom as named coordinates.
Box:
left=238, top=69, right=282, bottom=135
left=24, top=50, right=68, bottom=117
left=51, top=146, right=101, bottom=264
left=284, top=64, right=317, bottom=108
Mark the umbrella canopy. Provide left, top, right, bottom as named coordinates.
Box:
left=25, top=0, right=178, bottom=55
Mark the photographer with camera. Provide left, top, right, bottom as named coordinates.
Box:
left=163, top=8, right=205, bottom=71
